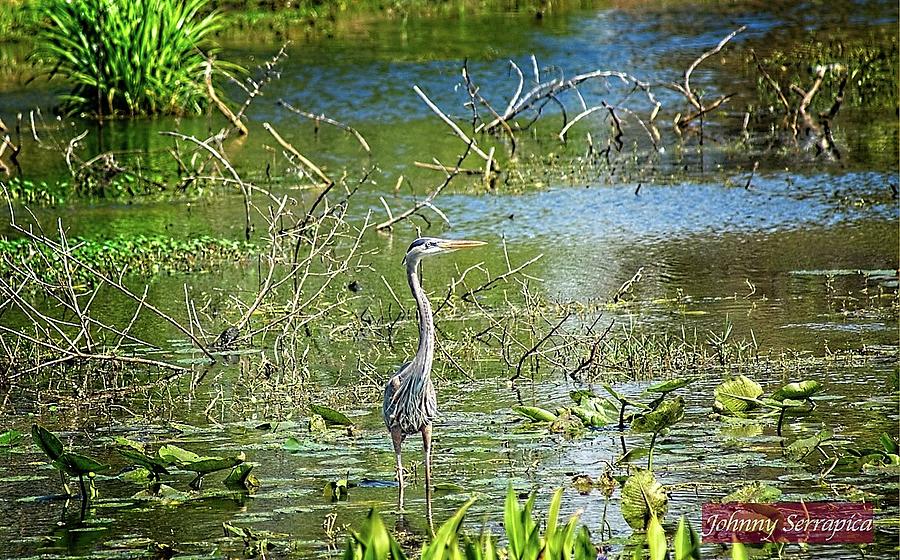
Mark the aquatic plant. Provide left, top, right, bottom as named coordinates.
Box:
left=0, top=233, right=255, bottom=287
left=344, top=488, right=597, bottom=560
left=31, top=424, right=108, bottom=503
left=631, top=396, right=685, bottom=470
left=620, top=469, right=668, bottom=531
left=32, top=0, right=236, bottom=117
left=0, top=429, right=23, bottom=447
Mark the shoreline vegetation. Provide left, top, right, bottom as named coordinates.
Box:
left=2, top=0, right=585, bottom=45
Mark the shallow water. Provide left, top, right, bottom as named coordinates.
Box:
left=0, top=1, right=897, bottom=558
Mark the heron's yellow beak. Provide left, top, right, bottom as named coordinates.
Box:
left=437, top=239, right=487, bottom=250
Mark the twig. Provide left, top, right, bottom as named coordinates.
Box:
left=413, top=85, right=492, bottom=162
left=462, top=254, right=543, bottom=301
left=262, top=122, right=332, bottom=185
left=205, top=60, right=248, bottom=136
left=279, top=100, right=371, bottom=153
left=670, top=26, right=746, bottom=129
left=413, top=161, right=483, bottom=175
left=376, top=145, right=472, bottom=231
left=511, top=312, right=572, bottom=382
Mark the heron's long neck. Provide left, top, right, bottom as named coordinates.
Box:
left=407, top=260, right=434, bottom=377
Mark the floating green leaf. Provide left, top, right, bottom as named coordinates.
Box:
left=116, top=438, right=170, bottom=477
left=646, top=378, right=694, bottom=394
left=433, top=482, right=464, bottom=493
left=617, top=447, right=650, bottom=464
left=786, top=429, right=834, bottom=460
left=31, top=424, right=64, bottom=461
left=158, top=444, right=201, bottom=466
left=772, top=380, right=823, bottom=401
left=58, top=452, right=108, bottom=476
left=713, top=375, right=763, bottom=415
left=512, top=405, right=558, bottom=423
left=181, top=453, right=245, bottom=476
left=309, top=404, right=353, bottom=426
left=632, top=397, right=685, bottom=434
left=621, top=469, right=668, bottom=530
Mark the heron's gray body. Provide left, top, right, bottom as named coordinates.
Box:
left=383, top=361, right=437, bottom=436
left=382, top=254, right=438, bottom=436
left=381, top=236, right=485, bottom=521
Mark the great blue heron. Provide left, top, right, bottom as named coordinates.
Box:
left=383, top=237, right=486, bottom=515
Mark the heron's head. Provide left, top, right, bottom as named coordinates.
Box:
left=402, top=237, right=486, bottom=266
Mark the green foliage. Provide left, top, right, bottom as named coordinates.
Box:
left=771, top=380, right=823, bottom=401
left=512, top=405, right=558, bottom=423
left=621, top=469, right=668, bottom=531
left=31, top=424, right=64, bottom=462
left=343, top=489, right=598, bottom=560
left=647, top=514, right=666, bottom=560
left=343, top=508, right=408, bottom=560
left=422, top=497, right=476, bottom=560
left=31, top=424, right=107, bottom=500
left=309, top=403, right=355, bottom=426
left=0, top=234, right=254, bottom=286
left=722, top=482, right=782, bottom=504
left=32, top=0, right=237, bottom=117
left=0, top=429, right=24, bottom=447
left=713, top=375, right=764, bottom=416
left=673, top=516, right=701, bottom=560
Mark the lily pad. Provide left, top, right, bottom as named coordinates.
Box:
left=56, top=452, right=108, bottom=476
left=621, top=469, right=668, bottom=530
left=645, top=378, right=694, bottom=394
left=158, top=444, right=201, bottom=466
left=116, top=438, right=170, bottom=476
left=631, top=397, right=685, bottom=434
left=181, top=452, right=245, bottom=475
left=433, top=482, right=464, bottom=493
left=786, top=429, right=834, bottom=460
left=772, top=380, right=823, bottom=401
left=512, top=405, right=558, bottom=422
left=32, top=424, right=64, bottom=461
left=309, top=404, right=353, bottom=426
left=617, top=447, right=650, bottom=464
left=713, top=375, right=763, bottom=415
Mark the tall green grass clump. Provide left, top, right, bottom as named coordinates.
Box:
left=34, top=0, right=235, bottom=117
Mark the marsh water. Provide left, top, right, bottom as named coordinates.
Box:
left=0, top=1, right=898, bottom=559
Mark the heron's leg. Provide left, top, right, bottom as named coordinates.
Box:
left=391, top=427, right=405, bottom=511
left=422, top=423, right=434, bottom=534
